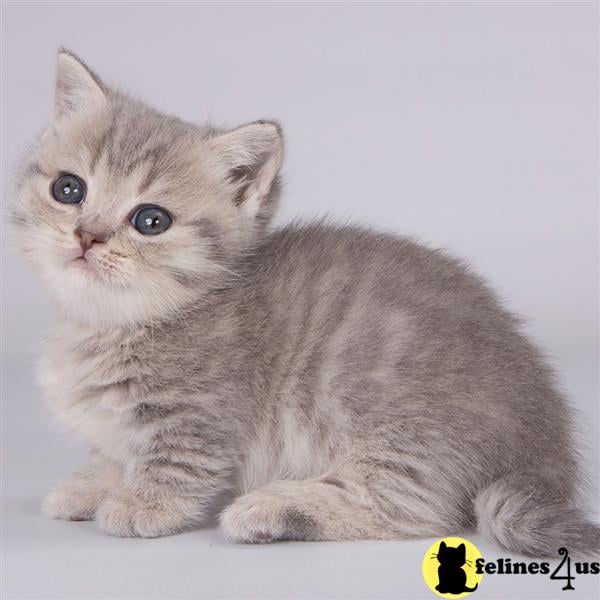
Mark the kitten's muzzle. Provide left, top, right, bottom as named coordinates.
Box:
left=75, top=227, right=106, bottom=256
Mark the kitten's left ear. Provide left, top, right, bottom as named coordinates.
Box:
left=208, top=121, right=283, bottom=220
left=53, top=49, right=107, bottom=121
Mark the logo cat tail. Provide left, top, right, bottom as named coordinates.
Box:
left=474, top=473, right=600, bottom=558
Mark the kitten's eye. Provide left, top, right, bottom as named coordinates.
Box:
left=51, top=173, right=86, bottom=204
left=131, top=205, right=172, bottom=236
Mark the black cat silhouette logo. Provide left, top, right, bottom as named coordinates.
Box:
left=435, top=541, right=478, bottom=594
left=422, top=537, right=484, bottom=597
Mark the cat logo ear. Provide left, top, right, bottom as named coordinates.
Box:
left=53, top=49, right=107, bottom=122
left=439, top=541, right=447, bottom=550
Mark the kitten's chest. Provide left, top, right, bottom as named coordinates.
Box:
left=38, top=325, right=149, bottom=460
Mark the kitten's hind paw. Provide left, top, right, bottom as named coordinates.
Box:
left=220, top=490, right=318, bottom=543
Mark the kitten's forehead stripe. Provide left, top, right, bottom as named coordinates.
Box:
left=115, top=104, right=183, bottom=172
left=89, top=122, right=116, bottom=175
left=137, top=143, right=177, bottom=194
left=88, top=100, right=191, bottom=192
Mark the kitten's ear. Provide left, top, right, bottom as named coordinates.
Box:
left=439, top=541, right=447, bottom=551
left=208, top=121, right=283, bottom=219
left=458, top=543, right=466, bottom=558
left=53, top=49, right=106, bottom=121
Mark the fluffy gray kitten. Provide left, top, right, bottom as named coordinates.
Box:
left=13, top=51, right=598, bottom=557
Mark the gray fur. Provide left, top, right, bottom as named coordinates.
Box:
left=12, top=51, right=599, bottom=556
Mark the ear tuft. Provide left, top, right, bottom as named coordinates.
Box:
left=54, top=49, right=106, bottom=121
left=209, top=120, right=284, bottom=219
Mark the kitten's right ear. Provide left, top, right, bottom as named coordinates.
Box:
left=207, top=121, right=283, bottom=220
left=53, top=49, right=106, bottom=121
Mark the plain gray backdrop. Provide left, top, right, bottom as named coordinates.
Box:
left=1, top=2, right=598, bottom=599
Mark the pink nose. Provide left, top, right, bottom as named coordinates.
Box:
left=75, top=228, right=106, bottom=255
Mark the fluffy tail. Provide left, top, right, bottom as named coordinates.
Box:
left=474, top=473, right=600, bottom=557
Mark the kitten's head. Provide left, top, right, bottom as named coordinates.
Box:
left=13, top=50, right=283, bottom=328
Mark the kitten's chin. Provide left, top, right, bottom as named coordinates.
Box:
left=45, top=268, right=195, bottom=329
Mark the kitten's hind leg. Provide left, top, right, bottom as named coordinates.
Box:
left=220, top=471, right=449, bottom=543
left=42, top=455, right=122, bottom=521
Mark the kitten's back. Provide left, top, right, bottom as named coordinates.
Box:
left=241, top=223, right=573, bottom=485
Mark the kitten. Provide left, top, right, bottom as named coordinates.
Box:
left=12, top=50, right=599, bottom=556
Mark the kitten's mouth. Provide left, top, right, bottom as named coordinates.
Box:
left=71, top=254, right=94, bottom=272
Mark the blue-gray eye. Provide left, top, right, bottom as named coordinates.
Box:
left=131, top=205, right=172, bottom=235
left=51, top=173, right=86, bottom=204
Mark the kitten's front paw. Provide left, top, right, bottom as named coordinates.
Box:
left=220, top=492, right=318, bottom=543
left=42, top=485, right=99, bottom=521
left=96, top=493, right=191, bottom=538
